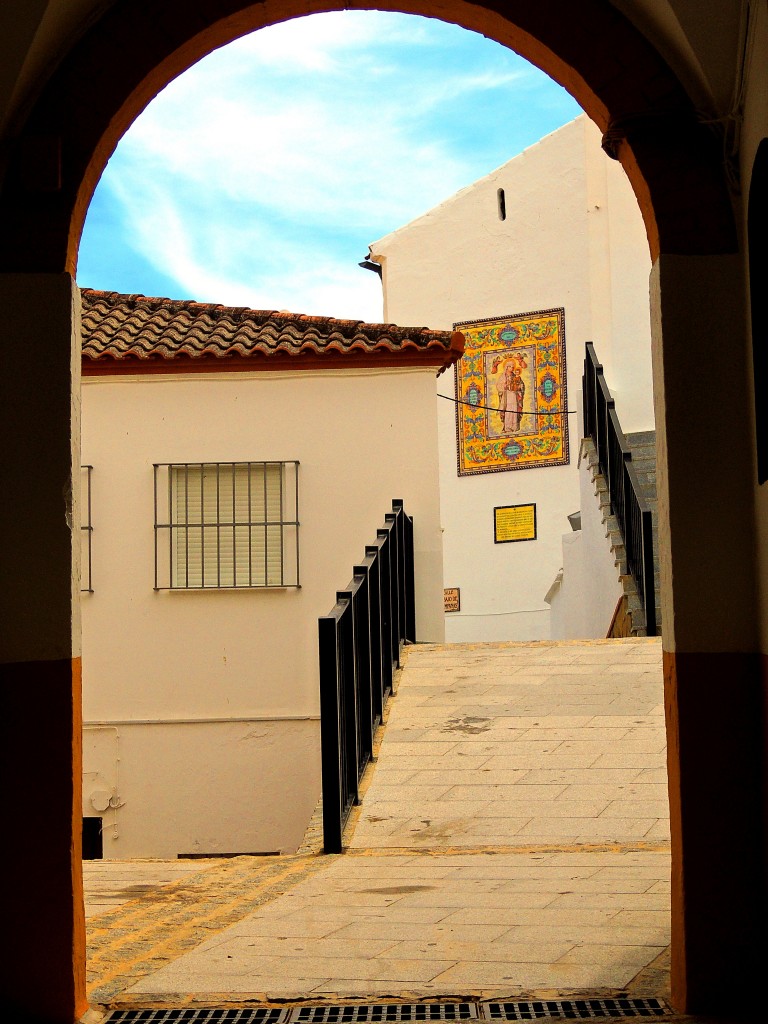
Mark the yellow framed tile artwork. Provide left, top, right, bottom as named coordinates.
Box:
left=454, top=307, right=569, bottom=476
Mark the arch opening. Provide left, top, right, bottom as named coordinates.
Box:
left=76, top=4, right=663, bottom=1003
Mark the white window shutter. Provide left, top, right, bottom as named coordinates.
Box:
left=171, top=463, right=284, bottom=587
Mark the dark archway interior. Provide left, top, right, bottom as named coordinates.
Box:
left=749, top=138, right=768, bottom=483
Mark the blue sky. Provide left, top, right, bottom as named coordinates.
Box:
left=78, top=12, right=581, bottom=322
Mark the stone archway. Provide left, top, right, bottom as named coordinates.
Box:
left=749, top=138, right=767, bottom=482
left=0, top=0, right=735, bottom=273
left=1, top=3, right=762, bottom=1023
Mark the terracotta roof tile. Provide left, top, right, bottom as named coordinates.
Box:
left=81, top=290, right=463, bottom=372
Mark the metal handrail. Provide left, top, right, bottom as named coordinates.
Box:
left=582, top=343, right=656, bottom=636
left=318, top=499, right=415, bottom=853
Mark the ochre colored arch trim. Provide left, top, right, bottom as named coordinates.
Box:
left=0, top=0, right=736, bottom=275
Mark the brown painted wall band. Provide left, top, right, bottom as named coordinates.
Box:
left=663, top=649, right=768, bottom=1015
left=0, top=657, right=87, bottom=1023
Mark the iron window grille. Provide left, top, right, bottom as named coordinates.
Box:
left=81, top=464, right=93, bottom=593
left=153, top=461, right=300, bottom=590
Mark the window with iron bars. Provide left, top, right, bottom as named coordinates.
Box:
left=81, top=464, right=93, bottom=593
left=153, top=461, right=300, bottom=590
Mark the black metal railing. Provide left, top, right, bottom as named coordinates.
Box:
left=318, top=499, right=416, bottom=853
left=583, top=343, right=656, bottom=636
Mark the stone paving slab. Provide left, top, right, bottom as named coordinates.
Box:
left=119, top=848, right=670, bottom=999
left=83, top=858, right=219, bottom=918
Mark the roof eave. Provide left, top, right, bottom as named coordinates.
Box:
left=81, top=344, right=462, bottom=377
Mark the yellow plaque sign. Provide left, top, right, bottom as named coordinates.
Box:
left=444, top=587, right=461, bottom=613
left=494, top=503, right=537, bottom=543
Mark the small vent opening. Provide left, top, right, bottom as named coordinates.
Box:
left=82, top=817, right=103, bottom=860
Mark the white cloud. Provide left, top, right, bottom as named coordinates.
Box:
left=123, top=106, right=417, bottom=230
left=225, top=11, right=419, bottom=72
left=83, top=11, right=580, bottom=319
left=104, top=168, right=386, bottom=319
left=117, top=26, right=484, bottom=229
left=409, top=67, right=532, bottom=114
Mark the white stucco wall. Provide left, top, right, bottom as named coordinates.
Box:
left=548, top=442, right=625, bottom=639
left=81, top=365, right=444, bottom=857
left=370, top=115, right=653, bottom=641
left=547, top=532, right=587, bottom=639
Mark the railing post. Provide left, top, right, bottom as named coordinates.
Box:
left=367, top=541, right=391, bottom=701
left=392, top=499, right=413, bottom=645
left=380, top=521, right=399, bottom=669
left=601, top=392, right=615, bottom=489
left=621, top=456, right=634, bottom=555
left=355, top=557, right=382, bottom=728
left=583, top=342, right=597, bottom=441
left=351, top=570, right=374, bottom=773
left=336, top=587, right=363, bottom=807
left=641, top=509, right=657, bottom=636
left=368, top=552, right=384, bottom=720
left=582, top=352, right=589, bottom=440
left=385, top=511, right=402, bottom=663
left=319, top=610, right=344, bottom=854
left=375, top=531, right=395, bottom=696
left=403, top=509, right=416, bottom=642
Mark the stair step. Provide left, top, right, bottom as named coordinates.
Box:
left=632, top=471, right=657, bottom=490
left=627, top=443, right=656, bottom=458
left=626, top=430, right=656, bottom=447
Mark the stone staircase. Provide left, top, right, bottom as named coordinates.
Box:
left=583, top=431, right=661, bottom=637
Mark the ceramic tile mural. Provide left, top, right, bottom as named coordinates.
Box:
left=454, top=308, right=569, bottom=475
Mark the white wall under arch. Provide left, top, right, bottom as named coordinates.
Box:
left=371, top=116, right=654, bottom=641
left=81, top=363, right=445, bottom=856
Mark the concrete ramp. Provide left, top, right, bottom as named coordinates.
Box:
left=351, top=638, right=668, bottom=850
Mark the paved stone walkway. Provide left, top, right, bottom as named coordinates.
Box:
left=86, top=855, right=328, bottom=1003
left=84, top=859, right=218, bottom=920
left=351, top=639, right=668, bottom=849
left=86, top=638, right=671, bottom=1009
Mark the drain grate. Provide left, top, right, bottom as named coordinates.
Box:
left=101, top=1003, right=671, bottom=1024
left=480, top=999, right=670, bottom=1020
left=290, top=1006, right=478, bottom=1023
left=103, top=1010, right=289, bottom=1023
